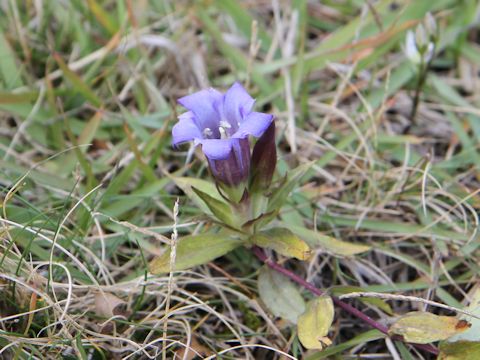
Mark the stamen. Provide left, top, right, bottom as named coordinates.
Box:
left=219, top=120, right=232, bottom=129
left=218, top=127, right=228, bottom=139
left=203, top=127, right=213, bottom=138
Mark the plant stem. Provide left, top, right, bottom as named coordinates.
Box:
left=252, top=246, right=439, bottom=356
left=409, top=53, right=434, bottom=126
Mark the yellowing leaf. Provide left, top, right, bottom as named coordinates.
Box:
left=297, top=296, right=335, bottom=350
left=251, top=227, right=311, bottom=260
left=258, top=266, right=305, bottom=323
left=388, top=312, right=471, bottom=344
left=149, top=234, right=244, bottom=274
left=288, top=225, right=370, bottom=256
left=439, top=341, right=480, bottom=360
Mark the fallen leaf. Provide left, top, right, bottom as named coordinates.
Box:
left=94, top=292, right=128, bottom=318
left=175, top=336, right=212, bottom=360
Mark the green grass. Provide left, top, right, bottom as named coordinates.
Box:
left=1, top=0, right=480, bottom=358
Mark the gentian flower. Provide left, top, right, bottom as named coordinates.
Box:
left=405, top=29, right=434, bottom=65
left=173, top=83, right=274, bottom=190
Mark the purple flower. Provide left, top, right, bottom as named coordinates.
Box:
left=173, top=82, right=273, bottom=188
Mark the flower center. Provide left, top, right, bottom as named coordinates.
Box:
left=218, top=127, right=228, bottom=139
left=218, top=120, right=233, bottom=139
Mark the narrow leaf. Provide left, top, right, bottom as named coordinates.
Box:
left=75, top=333, right=88, bottom=360
left=192, top=187, right=236, bottom=227
left=258, top=266, right=305, bottom=323
left=297, top=296, right=335, bottom=350
left=288, top=225, right=370, bottom=256
left=0, top=91, right=38, bottom=104
left=149, top=233, right=244, bottom=274
left=251, top=227, right=311, bottom=260
left=0, top=30, right=23, bottom=89
left=87, top=0, right=118, bottom=34
left=53, top=52, right=101, bottom=107
left=170, top=176, right=225, bottom=215
left=304, top=330, right=384, bottom=360
left=388, top=312, right=471, bottom=344
left=78, top=110, right=103, bottom=149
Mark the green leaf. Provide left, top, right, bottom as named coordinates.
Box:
left=267, top=161, right=313, bottom=213
left=149, top=233, right=244, bottom=274
left=388, top=312, right=471, bottom=344
left=439, top=341, right=480, bottom=360
left=0, top=30, right=23, bottom=89
left=251, top=227, right=311, bottom=260
left=297, top=296, right=335, bottom=350
left=53, top=52, right=102, bottom=107
left=287, top=225, right=370, bottom=257
left=171, top=177, right=224, bottom=210
left=258, top=266, right=305, bottom=323
left=87, top=0, right=118, bottom=35
left=192, top=187, right=236, bottom=227
left=304, top=330, right=384, bottom=360
left=75, top=333, right=88, bottom=360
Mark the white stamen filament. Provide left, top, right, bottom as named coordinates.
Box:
left=218, top=127, right=228, bottom=139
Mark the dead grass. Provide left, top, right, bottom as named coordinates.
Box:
left=1, top=0, right=480, bottom=359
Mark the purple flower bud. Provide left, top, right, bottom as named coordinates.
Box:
left=173, top=82, right=274, bottom=190
left=250, top=122, right=276, bottom=192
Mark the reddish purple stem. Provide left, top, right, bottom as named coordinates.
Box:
left=252, top=246, right=439, bottom=356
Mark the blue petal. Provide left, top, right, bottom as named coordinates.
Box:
left=200, top=139, right=234, bottom=160
left=178, top=88, right=223, bottom=131
left=223, top=82, right=255, bottom=128
left=232, top=112, right=273, bottom=138
left=172, top=111, right=203, bottom=146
